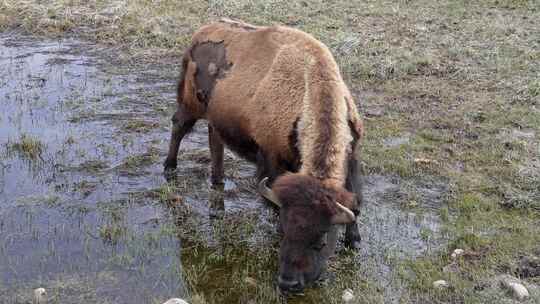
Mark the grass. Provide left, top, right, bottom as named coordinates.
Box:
left=1, top=0, right=540, bottom=303
left=6, top=133, right=45, bottom=160
left=122, top=120, right=159, bottom=133
left=111, top=146, right=161, bottom=176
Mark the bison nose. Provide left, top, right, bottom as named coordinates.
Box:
left=278, top=275, right=303, bottom=292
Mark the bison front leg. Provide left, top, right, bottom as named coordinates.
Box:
left=163, top=107, right=197, bottom=172
left=256, top=150, right=285, bottom=186
left=344, top=221, right=361, bottom=249
left=344, top=150, right=363, bottom=250
left=208, top=124, right=224, bottom=185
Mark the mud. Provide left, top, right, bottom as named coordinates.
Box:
left=0, top=33, right=448, bottom=303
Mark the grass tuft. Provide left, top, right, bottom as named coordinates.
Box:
left=7, top=133, right=44, bottom=160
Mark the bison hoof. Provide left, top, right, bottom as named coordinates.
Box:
left=163, top=159, right=177, bottom=171
left=210, top=175, right=224, bottom=186
left=345, top=239, right=362, bottom=250
left=344, top=228, right=362, bottom=250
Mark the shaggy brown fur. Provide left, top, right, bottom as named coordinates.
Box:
left=167, top=18, right=363, bottom=182
left=164, top=18, right=364, bottom=292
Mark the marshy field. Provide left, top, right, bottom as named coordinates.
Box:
left=0, top=0, right=539, bottom=303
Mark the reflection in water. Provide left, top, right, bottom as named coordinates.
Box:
left=209, top=183, right=225, bottom=219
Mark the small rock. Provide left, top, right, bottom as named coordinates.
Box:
left=512, top=129, right=535, bottom=139
left=33, top=288, right=47, bottom=304
left=364, top=108, right=384, bottom=118
left=507, top=282, right=530, bottom=300
left=451, top=248, right=464, bottom=260
left=414, top=158, right=438, bottom=165
left=383, top=134, right=410, bottom=148
left=433, top=280, right=449, bottom=289
left=500, top=276, right=530, bottom=300
left=163, top=299, right=189, bottom=304
left=341, top=288, right=354, bottom=302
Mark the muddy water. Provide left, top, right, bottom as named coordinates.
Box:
left=0, top=34, right=446, bottom=304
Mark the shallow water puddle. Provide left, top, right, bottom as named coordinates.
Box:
left=0, top=34, right=195, bottom=303
left=0, top=34, right=447, bottom=303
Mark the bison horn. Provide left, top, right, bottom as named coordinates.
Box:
left=258, top=177, right=281, bottom=208
left=330, top=202, right=355, bottom=224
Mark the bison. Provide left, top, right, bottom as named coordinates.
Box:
left=164, top=18, right=364, bottom=293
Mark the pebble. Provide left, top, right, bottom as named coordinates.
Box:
left=451, top=248, right=464, bottom=259
left=500, top=277, right=530, bottom=301
left=364, top=108, right=384, bottom=118
left=508, top=282, right=529, bottom=300
left=163, top=299, right=189, bottom=304
left=341, top=288, right=354, bottom=302
left=433, top=280, right=449, bottom=289
left=33, top=288, right=47, bottom=304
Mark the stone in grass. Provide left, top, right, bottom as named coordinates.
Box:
left=451, top=248, right=464, bottom=260
left=433, top=280, right=449, bottom=289
left=33, top=288, right=47, bottom=304
left=163, top=299, right=189, bottom=304
left=342, top=288, right=355, bottom=302
left=499, top=275, right=530, bottom=301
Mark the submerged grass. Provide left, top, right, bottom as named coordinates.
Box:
left=1, top=0, right=540, bottom=303
left=6, top=133, right=45, bottom=160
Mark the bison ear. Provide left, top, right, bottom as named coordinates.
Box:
left=330, top=202, right=355, bottom=224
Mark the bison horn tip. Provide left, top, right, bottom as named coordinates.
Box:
left=258, top=177, right=281, bottom=208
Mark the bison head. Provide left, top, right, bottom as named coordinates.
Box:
left=258, top=173, right=356, bottom=294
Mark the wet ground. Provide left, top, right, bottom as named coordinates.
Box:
left=0, top=34, right=448, bottom=303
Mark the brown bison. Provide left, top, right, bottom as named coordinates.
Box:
left=164, top=18, right=364, bottom=293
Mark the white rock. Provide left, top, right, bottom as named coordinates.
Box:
left=341, top=288, right=354, bottom=302
left=433, top=280, right=449, bottom=289
left=33, top=288, right=47, bottom=304
left=501, top=278, right=530, bottom=301
left=451, top=248, right=464, bottom=259
left=163, top=299, right=189, bottom=304
left=509, top=282, right=529, bottom=300
left=512, top=129, right=535, bottom=139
